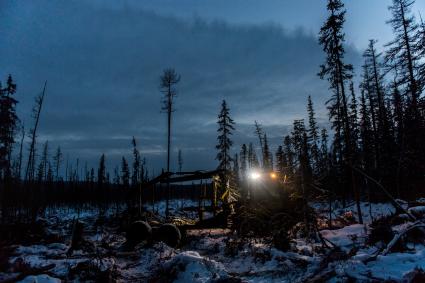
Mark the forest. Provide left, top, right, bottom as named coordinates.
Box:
left=0, top=0, right=425, bottom=282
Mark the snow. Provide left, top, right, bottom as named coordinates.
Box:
left=367, top=247, right=425, bottom=280
left=17, top=274, right=61, bottom=283
left=320, top=224, right=367, bottom=251
left=3, top=199, right=425, bottom=282
left=163, top=251, right=228, bottom=283
left=408, top=206, right=425, bottom=216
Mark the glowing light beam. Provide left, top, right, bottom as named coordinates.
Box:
left=249, top=171, right=261, bottom=181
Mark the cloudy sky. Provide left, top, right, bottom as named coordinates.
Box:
left=0, top=0, right=424, bottom=175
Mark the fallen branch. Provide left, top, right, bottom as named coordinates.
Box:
left=351, top=166, right=416, bottom=221
left=381, top=222, right=425, bottom=256
left=304, top=248, right=347, bottom=282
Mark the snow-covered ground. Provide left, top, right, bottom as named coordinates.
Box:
left=1, top=199, right=425, bottom=282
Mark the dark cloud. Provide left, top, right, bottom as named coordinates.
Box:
left=0, top=0, right=360, bottom=173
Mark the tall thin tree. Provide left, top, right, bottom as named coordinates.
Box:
left=25, top=81, right=47, bottom=182
left=160, top=68, right=180, bottom=218
left=216, top=100, right=235, bottom=188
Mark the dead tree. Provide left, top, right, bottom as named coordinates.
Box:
left=25, top=81, right=47, bottom=183
left=16, top=125, right=25, bottom=180
left=160, top=69, right=180, bottom=218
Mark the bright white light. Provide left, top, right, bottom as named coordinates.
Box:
left=249, top=171, right=261, bottom=181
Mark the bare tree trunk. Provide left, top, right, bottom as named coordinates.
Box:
left=17, top=125, right=25, bottom=180
left=166, top=98, right=171, bottom=218
left=25, top=81, right=47, bottom=183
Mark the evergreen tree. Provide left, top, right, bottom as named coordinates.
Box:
left=385, top=0, right=424, bottom=179
left=247, top=143, right=259, bottom=169
left=216, top=100, right=235, bottom=173
left=319, top=0, right=362, bottom=222
left=121, top=157, right=130, bottom=188
left=392, top=82, right=404, bottom=147
left=90, top=168, right=95, bottom=184
left=216, top=100, right=235, bottom=192
left=232, top=153, right=240, bottom=183
left=319, top=128, right=330, bottom=175
left=36, top=162, right=44, bottom=183
left=131, top=137, right=140, bottom=186
left=97, top=154, right=106, bottom=188
left=46, top=162, right=53, bottom=184
left=240, top=144, right=248, bottom=178
left=292, top=120, right=311, bottom=174
left=318, top=0, right=354, bottom=166
left=113, top=166, right=120, bottom=185
left=385, top=0, right=420, bottom=106
left=283, top=135, right=295, bottom=178
left=360, top=64, right=379, bottom=170
left=364, top=40, right=388, bottom=134
left=348, top=82, right=360, bottom=154
left=53, top=146, right=63, bottom=181
left=275, top=145, right=288, bottom=176
left=307, top=95, right=320, bottom=173
left=416, top=14, right=425, bottom=90
left=359, top=91, right=374, bottom=172
left=262, top=134, right=272, bottom=170
left=0, top=75, right=19, bottom=181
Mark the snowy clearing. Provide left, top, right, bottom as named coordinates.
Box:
left=1, top=199, right=425, bottom=282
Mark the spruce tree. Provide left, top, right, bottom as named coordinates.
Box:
left=36, top=141, right=49, bottom=183
left=247, top=143, right=259, bottom=169
left=319, top=0, right=362, bottom=221
left=113, top=166, right=120, bottom=185
left=262, top=134, right=272, bottom=171
left=283, top=135, right=295, bottom=178
left=359, top=91, right=374, bottom=172
left=385, top=0, right=424, bottom=180
left=131, top=137, right=140, bottom=186
left=307, top=96, right=320, bottom=173
left=240, top=144, right=248, bottom=178
left=216, top=100, right=235, bottom=175
left=53, top=146, right=63, bottom=181
left=98, top=154, right=106, bottom=189
left=385, top=0, right=420, bottom=105
left=275, top=145, right=288, bottom=176
left=233, top=153, right=240, bottom=183
left=318, top=0, right=354, bottom=165
left=348, top=82, right=360, bottom=155
left=319, top=128, right=330, bottom=175
left=121, top=157, right=130, bottom=188
left=0, top=75, right=19, bottom=181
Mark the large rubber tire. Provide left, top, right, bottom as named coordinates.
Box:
left=157, top=223, right=181, bottom=248
left=126, top=221, right=152, bottom=244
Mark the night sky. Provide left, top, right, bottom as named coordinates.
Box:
left=1, top=0, right=424, bottom=174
